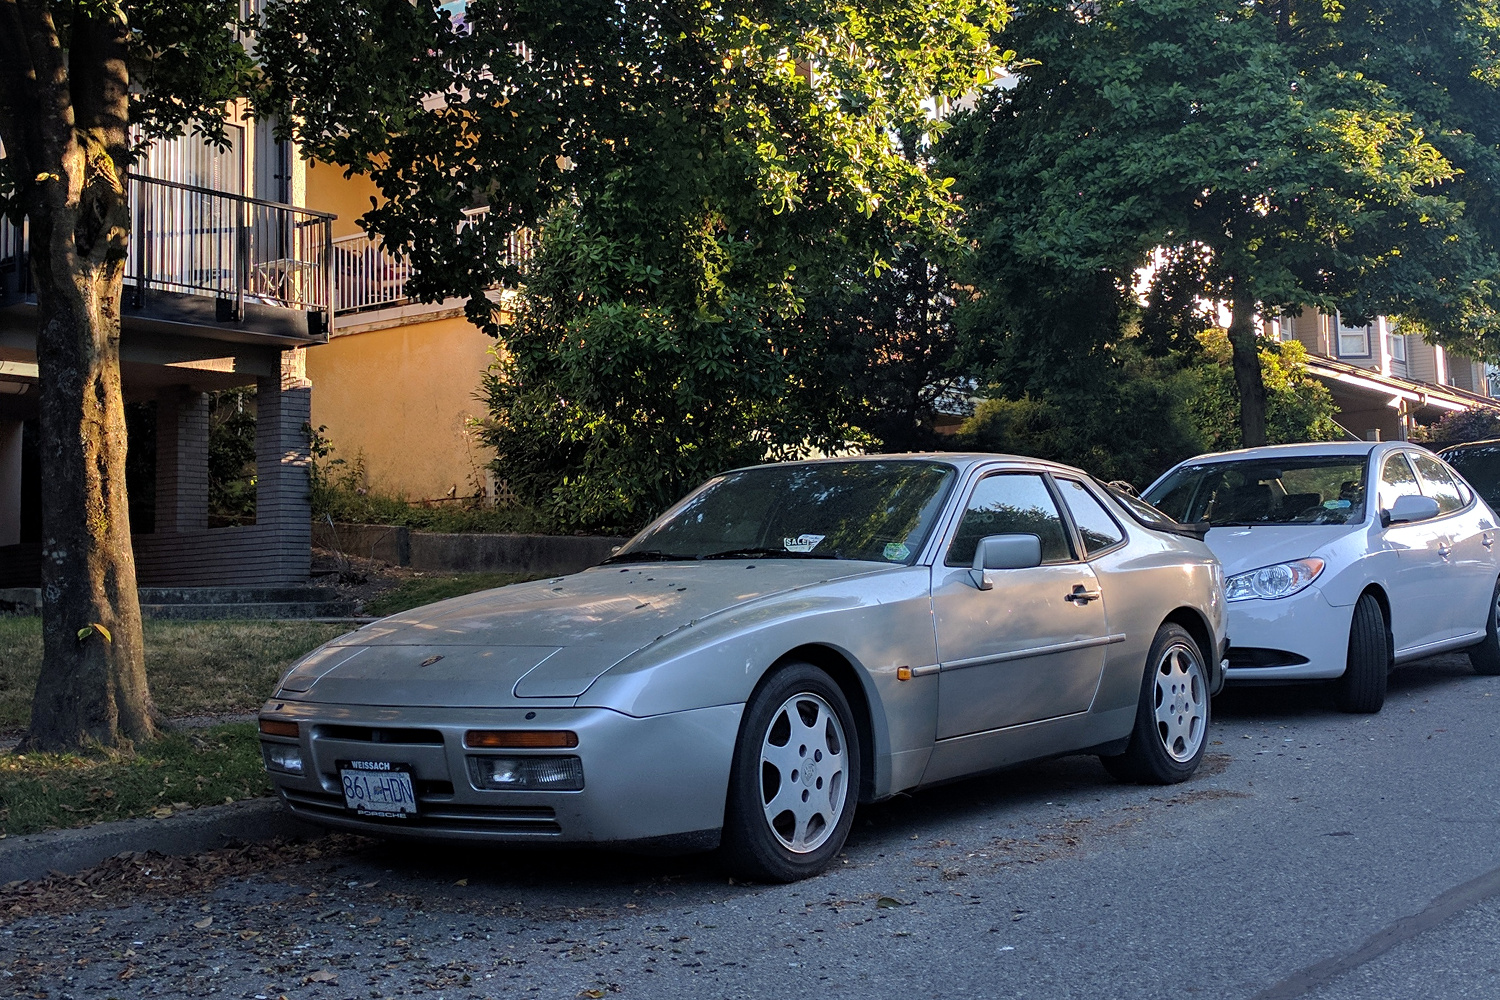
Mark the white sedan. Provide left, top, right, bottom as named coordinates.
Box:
left=1143, top=441, right=1500, bottom=712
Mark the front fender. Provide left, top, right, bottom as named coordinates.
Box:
left=577, top=566, right=940, bottom=798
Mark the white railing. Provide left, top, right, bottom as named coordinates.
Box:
left=332, top=207, right=533, bottom=315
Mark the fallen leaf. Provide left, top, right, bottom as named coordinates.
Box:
left=361, top=916, right=382, bottom=926
left=875, top=896, right=906, bottom=909
left=303, top=970, right=338, bottom=984
left=171, top=802, right=191, bottom=810
left=238, top=929, right=260, bottom=939
left=193, top=916, right=213, bottom=929
left=454, top=878, right=468, bottom=887
left=151, top=807, right=173, bottom=819
left=578, top=991, right=606, bottom=998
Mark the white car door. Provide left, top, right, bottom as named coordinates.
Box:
left=1377, top=451, right=1452, bottom=652
left=1411, top=451, right=1497, bottom=640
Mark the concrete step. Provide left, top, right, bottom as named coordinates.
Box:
left=139, top=600, right=361, bottom=621
left=137, top=586, right=345, bottom=605
left=3, top=586, right=360, bottom=621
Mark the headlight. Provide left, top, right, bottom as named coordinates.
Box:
left=1225, top=558, right=1325, bottom=602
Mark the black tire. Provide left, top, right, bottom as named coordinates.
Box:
left=1334, top=592, right=1389, bottom=713
left=1468, top=578, right=1500, bottom=676
left=720, top=664, right=861, bottom=882
left=1100, top=624, right=1209, bottom=785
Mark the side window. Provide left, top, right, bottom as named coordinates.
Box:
left=1411, top=453, right=1465, bottom=515
left=945, top=474, right=1073, bottom=567
left=1057, top=478, right=1125, bottom=555
left=1378, top=454, right=1422, bottom=512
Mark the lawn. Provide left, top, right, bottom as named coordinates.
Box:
left=0, top=617, right=352, bottom=730
left=0, top=722, right=269, bottom=837
left=361, top=571, right=542, bottom=618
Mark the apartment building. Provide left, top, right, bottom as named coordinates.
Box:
left=1279, top=310, right=1500, bottom=442
left=302, top=162, right=522, bottom=504
left=0, top=119, right=327, bottom=587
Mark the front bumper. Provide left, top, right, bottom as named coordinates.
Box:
left=1223, top=587, right=1354, bottom=683
left=258, top=700, right=743, bottom=846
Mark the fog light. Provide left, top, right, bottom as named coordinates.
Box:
left=262, top=743, right=304, bottom=775
left=468, top=755, right=584, bottom=791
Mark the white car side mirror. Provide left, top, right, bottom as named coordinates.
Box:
left=970, top=534, right=1043, bottom=590
left=1384, top=493, right=1441, bottom=526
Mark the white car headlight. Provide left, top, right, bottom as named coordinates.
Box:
left=1225, top=558, right=1325, bottom=602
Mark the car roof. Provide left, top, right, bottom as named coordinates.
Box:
left=1164, top=441, right=1402, bottom=466
left=724, top=452, right=1098, bottom=479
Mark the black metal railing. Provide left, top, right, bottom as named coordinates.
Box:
left=0, top=173, right=335, bottom=330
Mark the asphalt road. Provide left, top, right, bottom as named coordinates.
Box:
left=4, top=653, right=1499, bottom=1000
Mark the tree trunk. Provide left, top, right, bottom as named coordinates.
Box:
left=1227, top=299, right=1269, bottom=448
left=9, top=5, right=158, bottom=752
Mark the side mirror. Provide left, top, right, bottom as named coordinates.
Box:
left=970, top=533, right=1043, bottom=590
left=1383, top=493, right=1441, bottom=526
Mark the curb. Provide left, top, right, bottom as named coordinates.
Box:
left=0, top=797, right=327, bottom=885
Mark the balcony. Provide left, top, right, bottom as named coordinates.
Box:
left=1, top=173, right=335, bottom=346
left=333, top=207, right=532, bottom=316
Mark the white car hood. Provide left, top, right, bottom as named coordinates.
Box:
left=1203, top=524, right=1360, bottom=576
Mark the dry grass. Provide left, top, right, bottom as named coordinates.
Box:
left=0, top=617, right=351, bottom=731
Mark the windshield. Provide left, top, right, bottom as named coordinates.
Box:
left=611, top=461, right=957, bottom=564
left=1144, top=456, right=1369, bottom=526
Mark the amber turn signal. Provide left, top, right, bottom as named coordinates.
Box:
left=896, top=666, right=913, bottom=681
left=466, top=730, right=579, bottom=749
left=259, top=718, right=299, bottom=738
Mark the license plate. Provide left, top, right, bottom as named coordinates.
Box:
left=337, top=760, right=417, bottom=818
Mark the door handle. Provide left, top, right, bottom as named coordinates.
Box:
left=1066, top=586, right=1102, bottom=604
left=1439, top=544, right=1452, bottom=558
left=1484, top=534, right=1493, bottom=549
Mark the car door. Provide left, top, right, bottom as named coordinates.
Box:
left=932, top=471, right=1109, bottom=740
left=1377, top=451, right=1452, bottom=651
left=1411, top=451, right=1496, bottom=640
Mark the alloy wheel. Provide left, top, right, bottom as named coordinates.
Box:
left=1154, top=641, right=1206, bottom=762
left=758, top=692, right=849, bottom=853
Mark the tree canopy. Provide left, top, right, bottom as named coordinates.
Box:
left=945, top=0, right=1500, bottom=446
left=260, top=0, right=1008, bottom=528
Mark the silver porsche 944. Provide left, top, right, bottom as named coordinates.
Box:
left=259, top=455, right=1227, bottom=881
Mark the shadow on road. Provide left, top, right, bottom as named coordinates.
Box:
left=1213, top=651, right=1482, bottom=722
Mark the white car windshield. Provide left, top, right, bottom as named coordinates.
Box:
left=609, top=461, right=957, bottom=564
left=1145, top=456, right=1369, bottom=526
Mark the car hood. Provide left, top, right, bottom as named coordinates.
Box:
left=1203, top=524, right=1360, bottom=576
left=279, top=560, right=895, bottom=707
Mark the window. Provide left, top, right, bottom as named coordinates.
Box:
left=946, top=474, right=1073, bottom=566
left=1411, top=453, right=1465, bottom=515
left=1388, top=330, right=1407, bottom=363
left=1144, top=457, right=1368, bottom=526
left=1336, top=313, right=1372, bottom=357
left=1378, top=453, right=1423, bottom=512
left=613, top=461, right=956, bottom=564
left=1057, top=478, right=1125, bottom=555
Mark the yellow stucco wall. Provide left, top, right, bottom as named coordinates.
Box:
left=306, top=317, right=499, bottom=501
left=307, top=159, right=381, bottom=240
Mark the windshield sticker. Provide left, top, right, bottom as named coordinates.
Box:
left=1323, top=499, right=1352, bottom=509
left=783, top=533, right=826, bottom=553
left=883, top=542, right=910, bottom=561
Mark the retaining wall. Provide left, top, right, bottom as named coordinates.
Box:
left=314, top=522, right=627, bottom=576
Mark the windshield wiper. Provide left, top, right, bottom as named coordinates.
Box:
left=601, top=549, right=699, bottom=564
left=701, top=547, right=840, bottom=560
